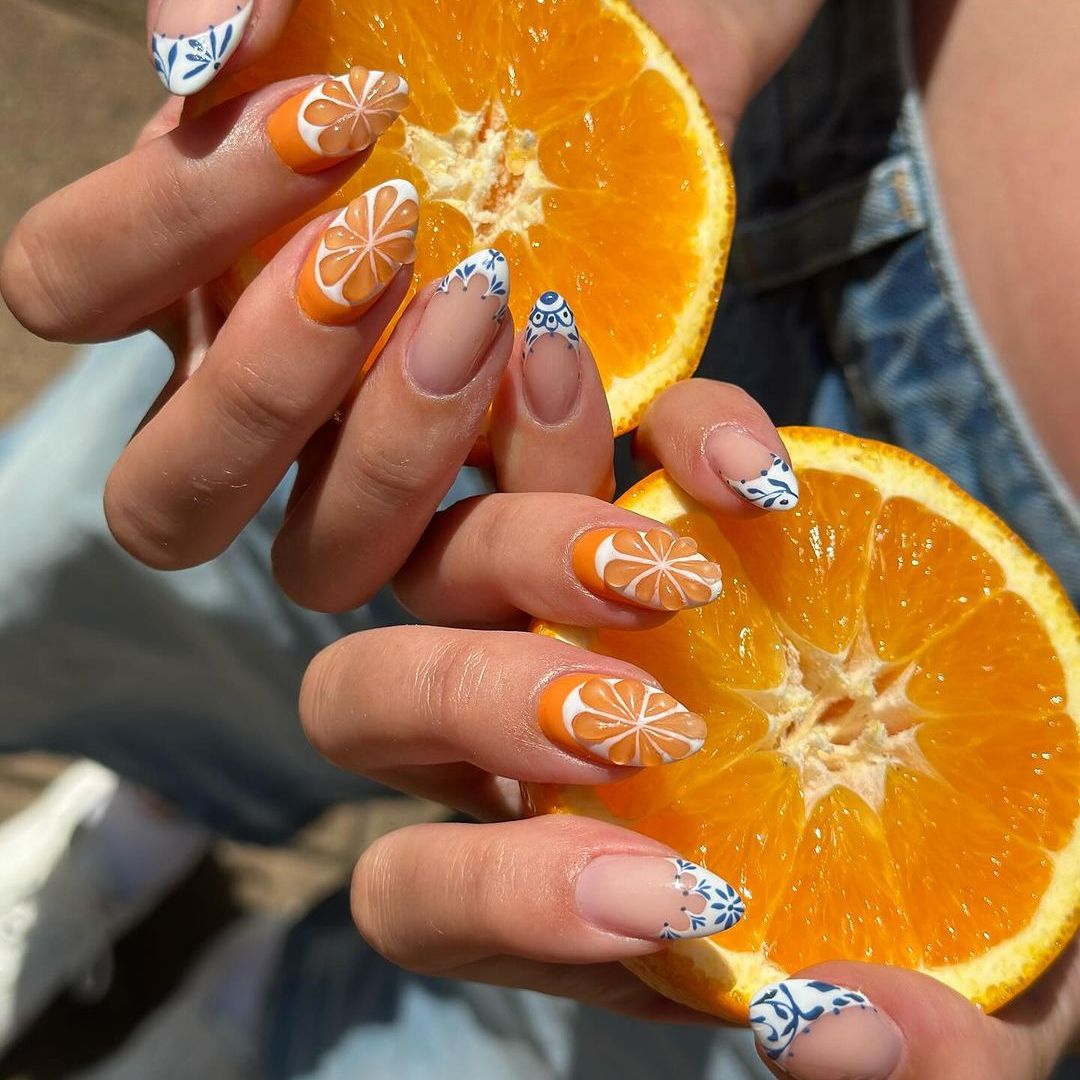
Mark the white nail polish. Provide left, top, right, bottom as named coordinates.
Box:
left=151, top=1, right=253, bottom=96
left=524, top=291, right=580, bottom=358
left=436, top=248, right=511, bottom=323
left=723, top=453, right=800, bottom=511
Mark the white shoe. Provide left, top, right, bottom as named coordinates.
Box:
left=71, top=916, right=287, bottom=1080
left=0, top=761, right=208, bottom=1053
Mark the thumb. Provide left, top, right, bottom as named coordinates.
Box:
left=747, top=949, right=1080, bottom=1080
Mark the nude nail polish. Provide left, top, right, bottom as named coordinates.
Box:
left=705, top=426, right=799, bottom=511
left=749, top=980, right=904, bottom=1080
left=538, top=674, right=706, bottom=767
left=572, top=527, right=723, bottom=611
left=297, top=179, right=419, bottom=326
left=407, top=249, right=510, bottom=395
left=151, top=0, right=253, bottom=95
left=576, top=855, right=744, bottom=940
left=522, top=291, right=582, bottom=423
left=268, top=68, right=409, bottom=174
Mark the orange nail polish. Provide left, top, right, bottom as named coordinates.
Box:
left=572, top=527, right=723, bottom=611
left=539, top=674, right=706, bottom=767
left=269, top=67, right=409, bottom=175
left=298, top=179, right=419, bottom=325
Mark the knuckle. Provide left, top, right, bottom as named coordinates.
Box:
left=0, top=216, right=83, bottom=342
left=212, top=359, right=315, bottom=451
left=299, top=638, right=355, bottom=761
left=103, top=472, right=192, bottom=571
left=345, top=437, right=440, bottom=514
left=350, top=838, right=401, bottom=960
left=418, top=634, right=492, bottom=747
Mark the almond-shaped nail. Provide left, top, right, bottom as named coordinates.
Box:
left=298, top=179, right=419, bottom=325
left=572, top=527, right=723, bottom=611
left=706, top=426, right=799, bottom=511
left=749, top=980, right=903, bottom=1080
left=577, top=855, right=744, bottom=940
left=522, top=291, right=582, bottom=423
left=539, top=674, right=706, bottom=767
left=406, top=248, right=510, bottom=395
left=151, top=0, right=253, bottom=96
left=268, top=68, right=409, bottom=174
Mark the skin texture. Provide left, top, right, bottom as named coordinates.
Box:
left=913, top=0, right=1080, bottom=493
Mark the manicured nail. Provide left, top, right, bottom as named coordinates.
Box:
left=522, top=291, right=581, bottom=423
left=749, top=980, right=903, bottom=1080
left=572, top=527, right=722, bottom=611
left=706, top=426, right=799, bottom=511
left=298, top=179, right=419, bottom=325
left=577, top=855, right=744, bottom=940
left=268, top=68, right=409, bottom=174
left=151, top=0, right=253, bottom=95
left=539, top=674, right=706, bottom=767
left=407, top=249, right=510, bottom=395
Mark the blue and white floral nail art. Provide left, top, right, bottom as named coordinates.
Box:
left=524, top=291, right=580, bottom=358
left=749, top=979, right=874, bottom=1061
left=725, top=453, right=800, bottom=511
left=660, top=858, right=746, bottom=940
left=437, top=248, right=510, bottom=321
left=151, top=1, right=253, bottom=96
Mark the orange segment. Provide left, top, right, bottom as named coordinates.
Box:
left=191, top=0, right=732, bottom=433
left=529, top=428, right=1080, bottom=1020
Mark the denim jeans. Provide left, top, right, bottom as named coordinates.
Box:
left=2, top=0, right=1076, bottom=1077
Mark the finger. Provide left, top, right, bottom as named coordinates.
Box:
left=147, top=0, right=296, bottom=96
left=104, top=180, right=417, bottom=570
left=394, top=492, right=724, bottom=628
left=272, top=250, right=515, bottom=613
left=301, top=626, right=710, bottom=781
left=350, top=816, right=745, bottom=973
left=1, top=71, right=407, bottom=342
left=490, top=290, right=615, bottom=498
left=636, top=379, right=799, bottom=515
left=747, top=953, right=1080, bottom=1080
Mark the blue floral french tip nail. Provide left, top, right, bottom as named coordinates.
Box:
left=151, top=1, right=253, bottom=96
left=724, top=453, right=800, bottom=511
left=436, top=248, right=510, bottom=322
left=748, top=979, right=875, bottom=1061
left=524, top=291, right=580, bottom=358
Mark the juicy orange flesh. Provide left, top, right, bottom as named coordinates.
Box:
left=578, top=469, right=1079, bottom=969
left=200, top=0, right=714, bottom=389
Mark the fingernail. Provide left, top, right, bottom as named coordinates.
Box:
left=298, top=179, right=419, bottom=326
left=749, top=980, right=903, bottom=1080
left=268, top=68, right=409, bottom=174
left=150, top=0, right=253, bottom=96
left=539, top=674, right=706, bottom=767
left=522, top=291, right=582, bottom=423
left=576, top=855, right=744, bottom=941
left=572, top=527, right=722, bottom=611
left=705, top=426, right=799, bottom=511
left=406, top=248, right=510, bottom=395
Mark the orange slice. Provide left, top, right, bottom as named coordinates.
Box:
left=526, top=428, right=1080, bottom=1020
left=192, top=0, right=732, bottom=433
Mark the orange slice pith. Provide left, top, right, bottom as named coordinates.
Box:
left=192, top=0, right=732, bottom=434
left=526, top=427, right=1080, bottom=1020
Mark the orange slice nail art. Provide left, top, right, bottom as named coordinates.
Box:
left=572, top=527, right=723, bottom=611
left=268, top=67, right=409, bottom=174
left=539, top=674, right=706, bottom=767
left=298, top=179, right=419, bottom=325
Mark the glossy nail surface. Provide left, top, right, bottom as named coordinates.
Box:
left=539, top=674, right=706, bottom=767
left=573, top=527, right=722, bottom=611
left=298, top=179, right=419, bottom=325
left=522, top=291, right=582, bottom=423
left=151, top=0, right=253, bottom=95
left=576, top=855, right=744, bottom=940
left=749, top=980, right=903, bottom=1080
left=407, top=249, right=510, bottom=395
left=268, top=68, right=409, bottom=174
left=706, top=426, right=799, bottom=511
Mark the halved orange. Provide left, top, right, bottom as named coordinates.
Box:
left=526, top=428, right=1080, bottom=1020
left=192, top=0, right=732, bottom=434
